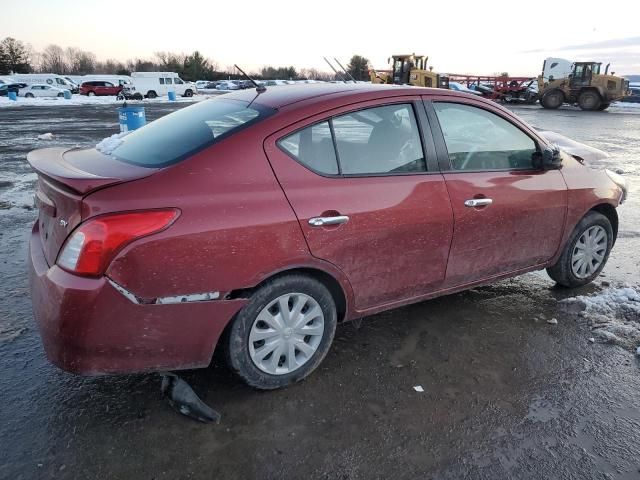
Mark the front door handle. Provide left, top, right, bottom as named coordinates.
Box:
left=464, top=198, right=493, bottom=208
left=308, top=215, right=350, bottom=227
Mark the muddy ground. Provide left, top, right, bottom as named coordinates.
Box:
left=0, top=101, right=639, bottom=480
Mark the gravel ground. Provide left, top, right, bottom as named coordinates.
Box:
left=0, top=101, right=639, bottom=480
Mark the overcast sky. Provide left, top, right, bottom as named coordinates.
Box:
left=2, top=0, right=639, bottom=75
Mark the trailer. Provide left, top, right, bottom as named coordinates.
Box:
left=447, top=74, right=538, bottom=104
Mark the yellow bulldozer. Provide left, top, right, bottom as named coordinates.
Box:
left=370, top=54, right=449, bottom=89
left=538, top=60, right=630, bottom=111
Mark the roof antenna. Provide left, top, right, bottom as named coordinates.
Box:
left=234, top=64, right=266, bottom=93
left=333, top=57, right=357, bottom=83
left=323, top=57, right=347, bottom=83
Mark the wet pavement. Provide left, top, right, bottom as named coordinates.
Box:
left=0, top=102, right=639, bottom=479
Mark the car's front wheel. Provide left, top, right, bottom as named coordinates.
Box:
left=226, top=274, right=337, bottom=390
left=547, top=211, right=614, bottom=287
left=25, top=93, right=34, bottom=98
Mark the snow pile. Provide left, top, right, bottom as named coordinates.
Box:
left=37, top=132, right=54, bottom=140
left=96, top=132, right=128, bottom=155
left=562, top=286, right=640, bottom=349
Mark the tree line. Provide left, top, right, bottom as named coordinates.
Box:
left=0, top=37, right=372, bottom=81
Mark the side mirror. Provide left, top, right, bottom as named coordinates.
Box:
left=532, top=145, right=562, bottom=170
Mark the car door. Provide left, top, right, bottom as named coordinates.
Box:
left=424, top=97, right=568, bottom=287
left=264, top=98, right=454, bottom=310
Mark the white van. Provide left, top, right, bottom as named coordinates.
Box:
left=11, top=73, right=77, bottom=93
left=126, top=72, right=195, bottom=98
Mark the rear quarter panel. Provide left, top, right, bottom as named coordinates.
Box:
left=83, top=127, right=316, bottom=301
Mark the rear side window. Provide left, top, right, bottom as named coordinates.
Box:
left=159, top=78, right=165, bottom=85
left=333, top=104, right=425, bottom=174
left=278, top=103, right=426, bottom=176
left=112, top=99, right=274, bottom=167
left=279, top=122, right=338, bottom=174
left=434, top=102, right=536, bottom=171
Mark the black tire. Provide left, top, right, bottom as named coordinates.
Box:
left=184, top=89, right=193, bottom=97
left=25, top=93, right=34, bottom=98
left=225, top=274, right=337, bottom=390
left=133, top=93, right=143, bottom=101
left=87, top=91, right=96, bottom=97
left=57, top=92, right=64, bottom=97
left=597, top=102, right=611, bottom=111
left=146, top=90, right=157, bottom=99
left=547, top=211, right=614, bottom=287
left=578, top=90, right=601, bottom=111
left=541, top=89, right=564, bottom=109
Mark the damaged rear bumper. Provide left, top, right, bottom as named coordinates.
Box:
left=28, top=224, right=247, bottom=375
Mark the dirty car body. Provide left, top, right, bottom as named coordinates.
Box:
left=28, top=84, right=627, bottom=385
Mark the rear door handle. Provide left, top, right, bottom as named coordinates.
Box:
left=464, top=198, right=493, bottom=208
left=308, top=215, right=350, bottom=227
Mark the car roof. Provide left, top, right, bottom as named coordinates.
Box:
left=222, top=83, right=475, bottom=109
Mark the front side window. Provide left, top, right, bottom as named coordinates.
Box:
left=333, top=104, right=425, bottom=174
left=112, top=98, right=273, bottom=167
left=56, top=78, right=65, bottom=85
left=174, top=78, right=184, bottom=84
left=279, top=121, right=338, bottom=174
left=434, top=102, right=536, bottom=171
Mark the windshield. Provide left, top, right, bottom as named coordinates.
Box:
left=112, top=99, right=274, bottom=167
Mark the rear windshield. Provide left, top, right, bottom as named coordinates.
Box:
left=112, top=99, right=274, bottom=167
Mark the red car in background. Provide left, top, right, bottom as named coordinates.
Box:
left=27, top=84, right=627, bottom=390
left=80, top=80, right=122, bottom=96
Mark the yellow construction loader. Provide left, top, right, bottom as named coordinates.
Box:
left=370, top=54, right=449, bottom=89
left=538, top=61, right=630, bottom=111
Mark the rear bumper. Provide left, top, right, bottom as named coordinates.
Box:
left=28, top=224, right=246, bottom=375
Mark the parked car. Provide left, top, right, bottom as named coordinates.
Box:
left=28, top=85, right=626, bottom=390
left=80, top=81, right=122, bottom=96
left=19, top=84, right=69, bottom=98
left=0, top=82, right=28, bottom=96
left=620, top=87, right=640, bottom=103
left=215, top=80, right=240, bottom=90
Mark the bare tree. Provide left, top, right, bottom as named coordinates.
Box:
left=39, top=44, right=66, bottom=73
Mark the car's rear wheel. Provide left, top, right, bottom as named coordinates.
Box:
left=547, top=211, right=613, bottom=287
left=25, top=93, right=34, bottom=98
left=147, top=90, right=157, bottom=99
left=541, top=89, right=564, bottom=109
left=57, top=92, right=64, bottom=97
left=87, top=91, right=96, bottom=97
left=226, top=274, right=337, bottom=390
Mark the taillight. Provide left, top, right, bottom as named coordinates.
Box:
left=57, top=209, right=179, bottom=277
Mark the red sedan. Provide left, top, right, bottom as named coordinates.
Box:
left=79, top=80, right=122, bottom=96
left=28, top=84, right=627, bottom=389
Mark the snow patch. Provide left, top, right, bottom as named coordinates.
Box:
left=96, top=132, right=128, bottom=155
left=562, top=286, right=640, bottom=349
left=37, top=132, right=54, bottom=140
left=413, top=385, right=424, bottom=393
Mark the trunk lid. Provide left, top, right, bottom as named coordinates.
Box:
left=28, top=147, right=157, bottom=266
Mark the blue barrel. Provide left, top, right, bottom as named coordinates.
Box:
left=118, top=106, right=146, bottom=132
left=168, top=90, right=176, bottom=101
left=8, top=91, right=17, bottom=101
left=63, top=90, right=72, bottom=99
